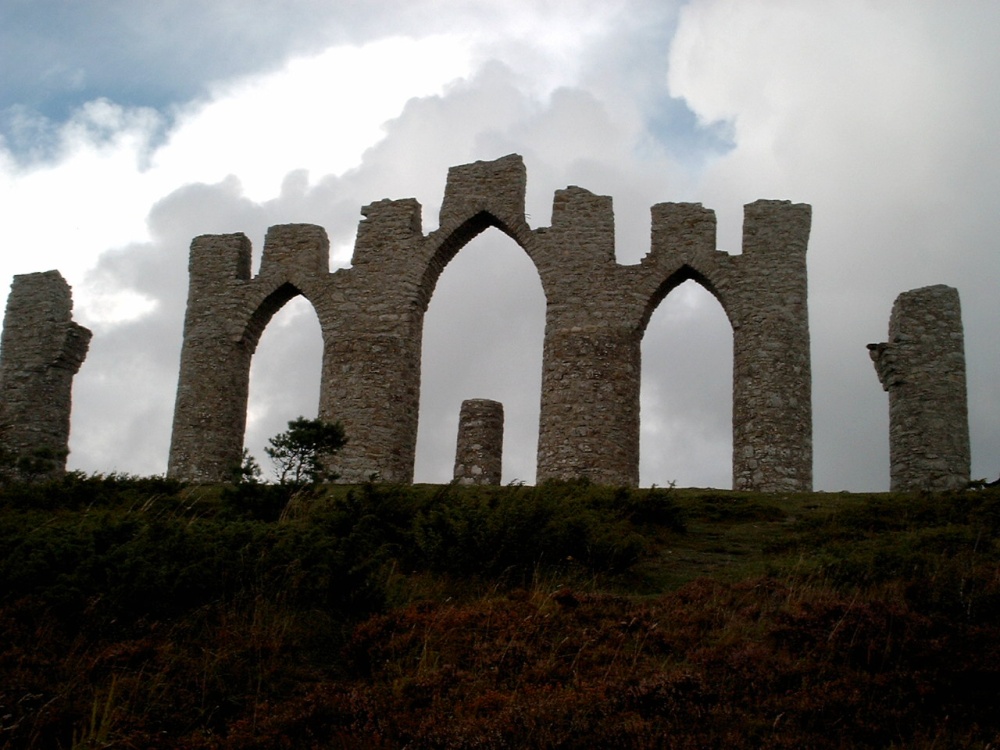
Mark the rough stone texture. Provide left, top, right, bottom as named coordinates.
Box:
left=168, top=154, right=813, bottom=490
left=0, top=271, right=91, bottom=476
left=868, top=285, right=969, bottom=491
left=454, top=399, right=504, bottom=485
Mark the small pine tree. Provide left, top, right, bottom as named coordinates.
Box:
left=231, top=448, right=262, bottom=485
left=265, top=417, right=347, bottom=486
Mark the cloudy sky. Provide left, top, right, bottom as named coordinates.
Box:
left=1, top=1, right=997, bottom=490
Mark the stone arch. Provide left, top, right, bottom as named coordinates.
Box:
left=168, top=227, right=338, bottom=483
left=417, top=209, right=544, bottom=313
left=243, top=281, right=308, bottom=351
left=250, top=277, right=345, bottom=461
left=638, top=275, right=733, bottom=487
left=244, top=287, right=325, bottom=476
left=414, top=224, right=546, bottom=483
left=623, top=200, right=812, bottom=491
left=327, top=155, right=550, bottom=484
left=637, top=263, right=732, bottom=337
left=239, top=274, right=338, bottom=351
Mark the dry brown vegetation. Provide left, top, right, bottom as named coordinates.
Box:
left=1, top=476, right=998, bottom=748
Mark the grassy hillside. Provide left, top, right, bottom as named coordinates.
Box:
left=1, top=475, right=998, bottom=748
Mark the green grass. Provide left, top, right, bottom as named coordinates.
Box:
left=1, top=475, right=998, bottom=748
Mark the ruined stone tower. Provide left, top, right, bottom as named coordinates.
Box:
left=868, top=285, right=970, bottom=491
left=0, top=271, right=91, bottom=478
left=168, top=154, right=813, bottom=490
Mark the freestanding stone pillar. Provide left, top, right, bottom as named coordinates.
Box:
left=0, top=270, right=91, bottom=478
left=453, top=399, right=504, bottom=485
left=868, top=285, right=970, bottom=491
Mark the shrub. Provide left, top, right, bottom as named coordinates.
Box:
left=265, top=417, right=346, bottom=486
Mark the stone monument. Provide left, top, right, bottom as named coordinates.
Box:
left=167, top=154, right=813, bottom=490
left=0, top=271, right=91, bottom=478
left=454, top=398, right=504, bottom=485
left=868, top=284, right=970, bottom=490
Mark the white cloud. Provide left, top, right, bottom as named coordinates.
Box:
left=153, top=35, right=477, bottom=202
left=0, top=100, right=164, bottom=290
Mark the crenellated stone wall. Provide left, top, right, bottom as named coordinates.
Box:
left=167, top=154, right=815, bottom=490
left=454, top=399, right=504, bottom=485
left=0, top=157, right=976, bottom=493
left=0, top=270, right=91, bottom=478
left=868, top=285, right=970, bottom=491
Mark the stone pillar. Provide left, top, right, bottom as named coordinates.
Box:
left=330, top=198, right=427, bottom=484
left=0, top=270, right=91, bottom=478
left=730, top=200, right=813, bottom=492
left=536, top=325, right=641, bottom=485
left=453, top=399, right=504, bottom=485
left=320, top=331, right=422, bottom=483
left=534, top=186, right=640, bottom=486
left=167, top=233, right=254, bottom=482
left=868, top=285, right=969, bottom=491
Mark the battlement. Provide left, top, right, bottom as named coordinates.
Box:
left=647, top=202, right=717, bottom=262
left=189, top=233, right=253, bottom=285
left=548, top=187, right=616, bottom=266
left=741, top=200, right=812, bottom=257
left=353, top=198, right=423, bottom=266
left=440, top=153, right=527, bottom=229
left=259, top=224, right=330, bottom=278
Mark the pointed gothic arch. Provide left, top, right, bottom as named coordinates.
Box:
left=244, top=290, right=325, bottom=475
left=639, top=278, right=733, bottom=487
left=414, top=226, right=546, bottom=483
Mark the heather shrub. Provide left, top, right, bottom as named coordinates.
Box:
left=220, top=480, right=297, bottom=521
left=4, top=483, right=998, bottom=748
left=0, top=470, right=186, bottom=511
left=407, top=482, right=651, bottom=580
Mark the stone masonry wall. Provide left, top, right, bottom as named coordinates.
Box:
left=168, top=154, right=813, bottom=490
left=454, top=399, right=504, bottom=485
left=0, top=271, right=91, bottom=477
left=868, top=285, right=969, bottom=491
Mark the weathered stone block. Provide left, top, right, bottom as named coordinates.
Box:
left=440, top=153, right=526, bottom=229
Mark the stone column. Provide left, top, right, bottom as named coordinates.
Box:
left=0, top=270, right=91, bottom=478
left=868, top=284, right=969, bottom=491
left=453, top=399, right=504, bottom=485
left=533, top=186, right=640, bottom=486
left=320, top=331, right=422, bottom=483
left=536, top=325, right=641, bottom=486
left=167, top=234, right=254, bottom=482
left=730, top=200, right=813, bottom=492
left=328, top=198, right=427, bottom=484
